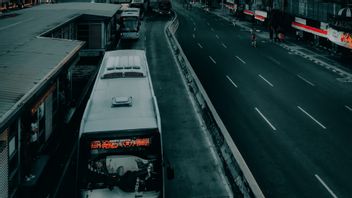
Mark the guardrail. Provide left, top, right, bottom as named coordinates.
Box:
left=164, top=11, right=265, bottom=198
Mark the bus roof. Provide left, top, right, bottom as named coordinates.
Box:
left=80, top=50, right=158, bottom=135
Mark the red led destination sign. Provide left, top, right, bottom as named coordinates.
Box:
left=90, top=138, right=151, bottom=150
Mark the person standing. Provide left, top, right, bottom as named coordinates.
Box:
left=24, top=114, right=39, bottom=182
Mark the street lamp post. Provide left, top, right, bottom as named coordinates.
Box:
left=222, top=0, right=224, bottom=13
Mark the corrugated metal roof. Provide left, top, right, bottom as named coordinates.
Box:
left=31, top=2, right=121, bottom=18
left=0, top=3, right=121, bottom=130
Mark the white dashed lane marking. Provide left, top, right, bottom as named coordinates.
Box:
left=226, top=75, right=238, bottom=88
left=235, top=56, right=246, bottom=64
left=209, top=56, right=216, bottom=64
left=315, top=174, right=338, bottom=198
left=258, top=74, right=274, bottom=87
left=297, top=106, right=326, bottom=129
left=297, top=74, right=315, bottom=86
left=255, top=107, right=277, bottom=131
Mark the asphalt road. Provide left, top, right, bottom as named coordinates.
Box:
left=174, top=2, right=352, bottom=198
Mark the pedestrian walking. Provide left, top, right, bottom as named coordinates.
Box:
left=183, top=0, right=191, bottom=9
left=278, top=32, right=285, bottom=42
left=269, top=27, right=274, bottom=41
left=251, top=29, right=257, bottom=47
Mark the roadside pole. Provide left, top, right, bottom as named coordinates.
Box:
left=221, top=0, right=224, bottom=14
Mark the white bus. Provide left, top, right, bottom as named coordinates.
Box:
left=77, top=50, right=168, bottom=198
left=130, top=0, right=148, bottom=19
left=119, top=8, right=141, bottom=40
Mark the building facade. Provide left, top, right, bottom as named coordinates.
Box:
left=227, top=0, right=352, bottom=54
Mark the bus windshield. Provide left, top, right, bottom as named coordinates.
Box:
left=80, top=134, right=162, bottom=194
left=121, top=17, right=139, bottom=32
left=87, top=155, right=161, bottom=192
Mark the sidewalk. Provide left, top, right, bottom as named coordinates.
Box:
left=195, top=3, right=352, bottom=83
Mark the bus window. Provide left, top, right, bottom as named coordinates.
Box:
left=79, top=134, right=162, bottom=196
left=121, top=17, right=139, bottom=32
left=86, top=155, right=161, bottom=192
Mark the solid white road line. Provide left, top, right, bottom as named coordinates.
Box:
left=258, top=74, right=274, bottom=87
left=209, top=56, right=216, bottom=64
left=216, top=34, right=220, bottom=39
left=0, top=17, right=34, bottom=31
left=222, top=43, right=227, bottom=48
left=297, top=106, right=326, bottom=129
left=235, top=56, right=246, bottom=64
left=315, top=174, right=338, bottom=198
left=345, top=105, right=352, bottom=112
left=297, top=74, right=315, bottom=86
left=255, top=107, right=277, bottom=131
left=226, top=75, right=238, bottom=88
left=267, top=56, right=281, bottom=65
